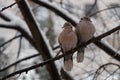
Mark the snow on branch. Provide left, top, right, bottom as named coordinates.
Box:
left=1, top=24, right=120, bottom=80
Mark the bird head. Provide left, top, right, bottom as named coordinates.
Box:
left=81, top=16, right=91, bottom=22
left=62, top=22, right=72, bottom=29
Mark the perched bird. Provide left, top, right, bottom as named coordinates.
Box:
left=58, top=22, right=77, bottom=71
left=76, top=16, right=95, bottom=62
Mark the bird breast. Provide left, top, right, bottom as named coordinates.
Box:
left=59, top=31, right=77, bottom=52
left=78, top=21, right=95, bottom=42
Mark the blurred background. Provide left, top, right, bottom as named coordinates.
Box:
left=0, top=0, right=120, bottom=80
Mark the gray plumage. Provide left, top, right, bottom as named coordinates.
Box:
left=76, top=16, right=95, bottom=62
left=59, top=22, right=77, bottom=71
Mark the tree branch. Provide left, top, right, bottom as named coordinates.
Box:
left=32, top=0, right=77, bottom=26
left=0, top=13, right=11, bottom=21
left=0, top=53, right=39, bottom=73
left=16, top=0, right=61, bottom=80
left=0, top=24, right=37, bottom=49
left=90, top=6, right=120, bottom=17
left=92, top=63, right=120, bottom=80
left=32, top=0, right=120, bottom=61
left=0, top=0, right=120, bottom=79
left=0, top=0, right=21, bottom=12
left=86, top=0, right=98, bottom=16
left=1, top=24, right=120, bottom=80
left=0, top=34, right=22, bottom=48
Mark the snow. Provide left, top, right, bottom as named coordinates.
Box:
left=17, top=70, right=40, bottom=80
left=0, top=0, right=120, bottom=80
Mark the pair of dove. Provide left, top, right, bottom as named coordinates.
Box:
left=58, top=16, right=95, bottom=71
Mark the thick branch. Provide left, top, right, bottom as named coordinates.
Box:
left=16, top=0, right=61, bottom=80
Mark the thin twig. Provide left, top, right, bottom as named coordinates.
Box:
left=104, top=68, right=120, bottom=80
left=90, top=6, right=120, bottom=17
left=92, top=63, right=120, bottom=80
left=0, top=0, right=22, bottom=12
left=0, top=24, right=37, bottom=49
left=0, top=53, right=40, bottom=72
left=86, top=0, right=97, bottom=16
left=0, top=35, right=22, bottom=48
left=17, top=36, right=22, bottom=58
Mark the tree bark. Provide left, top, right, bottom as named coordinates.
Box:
left=16, top=0, right=61, bottom=80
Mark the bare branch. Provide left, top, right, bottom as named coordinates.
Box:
left=93, top=63, right=120, bottom=80
left=0, top=13, right=11, bottom=21
left=0, top=0, right=22, bottom=12
left=0, top=24, right=37, bottom=49
left=16, top=0, right=61, bottom=79
left=17, top=36, right=22, bottom=58
left=0, top=53, right=39, bottom=73
left=31, top=0, right=120, bottom=61
left=86, top=0, right=98, bottom=16
left=90, top=6, right=120, bottom=17
left=1, top=24, right=120, bottom=80
left=0, top=34, right=22, bottom=48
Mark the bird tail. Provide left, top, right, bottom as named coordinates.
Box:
left=77, top=48, right=84, bottom=62
left=64, top=54, right=73, bottom=71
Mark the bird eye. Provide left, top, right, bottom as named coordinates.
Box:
left=85, top=17, right=91, bottom=21
left=81, top=18, right=83, bottom=20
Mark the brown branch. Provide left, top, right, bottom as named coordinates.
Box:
left=16, top=0, right=61, bottom=80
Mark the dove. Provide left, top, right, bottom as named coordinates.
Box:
left=76, top=16, right=95, bottom=62
left=58, top=22, right=77, bottom=71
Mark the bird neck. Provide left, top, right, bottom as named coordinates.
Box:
left=64, top=28, right=72, bottom=32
